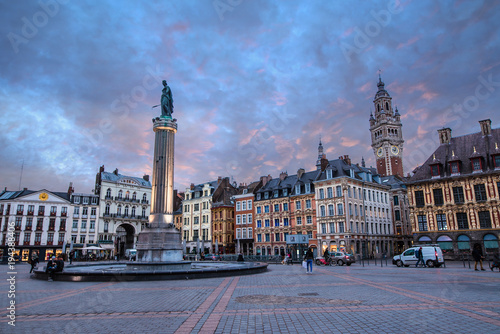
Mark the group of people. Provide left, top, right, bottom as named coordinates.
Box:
left=45, top=255, right=65, bottom=281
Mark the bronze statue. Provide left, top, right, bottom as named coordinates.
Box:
left=161, top=80, right=173, bottom=117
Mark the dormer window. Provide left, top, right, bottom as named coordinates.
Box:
left=430, top=164, right=441, bottom=177
left=471, top=158, right=482, bottom=172
left=256, top=193, right=261, bottom=200
left=493, top=155, right=500, bottom=169
left=449, top=161, right=460, bottom=175
left=264, top=192, right=269, bottom=199
left=283, top=189, right=288, bottom=196
left=305, top=183, right=311, bottom=193
left=295, top=185, right=300, bottom=194
left=273, top=190, right=279, bottom=198
left=326, top=169, right=333, bottom=179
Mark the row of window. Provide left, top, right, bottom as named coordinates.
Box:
left=184, top=189, right=211, bottom=200
left=256, top=231, right=313, bottom=243
left=10, top=217, right=66, bottom=231
left=6, top=205, right=69, bottom=216
left=235, top=227, right=253, bottom=239
left=257, top=183, right=314, bottom=201
left=8, top=231, right=66, bottom=245
left=415, top=182, right=499, bottom=207
left=430, top=156, right=500, bottom=177
left=105, top=189, right=148, bottom=202
left=73, top=196, right=98, bottom=205
left=317, top=186, right=388, bottom=204
left=236, top=214, right=253, bottom=225
left=71, top=220, right=96, bottom=231
left=256, top=216, right=312, bottom=227
left=184, top=201, right=210, bottom=213
left=104, top=204, right=146, bottom=217
left=73, top=207, right=98, bottom=217
left=318, top=221, right=391, bottom=235
left=236, top=200, right=253, bottom=211
left=417, top=211, right=493, bottom=232
left=71, top=234, right=95, bottom=244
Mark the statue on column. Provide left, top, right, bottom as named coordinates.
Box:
left=161, top=80, right=174, bottom=118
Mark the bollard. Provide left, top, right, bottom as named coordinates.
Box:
left=362, top=256, right=364, bottom=267
left=463, top=255, right=466, bottom=268
left=381, top=256, right=383, bottom=267
left=374, top=257, right=377, bottom=266
left=385, top=256, right=388, bottom=267
left=468, top=255, right=471, bottom=269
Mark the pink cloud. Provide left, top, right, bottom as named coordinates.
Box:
left=358, top=81, right=371, bottom=93
left=396, top=35, right=420, bottom=49
left=417, top=125, right=428, bottom=138
left=272, top=91, right=287, bottom=106
left=340, top=137, right=360, bottom=147
left=240, top=129, right=259, bottom=145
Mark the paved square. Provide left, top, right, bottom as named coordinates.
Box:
left=1, top=261, right=499, bottom=333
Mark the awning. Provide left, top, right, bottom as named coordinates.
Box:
left=98, top=244, right=115, bottom=250
left=83, top=246, right=104, bottom=250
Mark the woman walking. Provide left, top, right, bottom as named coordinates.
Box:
left=304, top=247, right=314, bottom=274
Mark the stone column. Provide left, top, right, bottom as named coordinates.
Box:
left=150, top=117, right=177, bottom=226
left=136, top=116, right=184, bottom=263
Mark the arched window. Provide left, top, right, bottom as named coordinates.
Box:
left=386, top=102, right=389, bottom=111
left=437, top=235, right=453, bottom=251
left=484, top=234, right=499, bottom=250
left=418, top=236, right=432, bottom=244
left=328, top=204, right=334, bottom=216
left=106, top=188, right=111, bottom=198
left=124, top=206, right=129, bottom=216
left=105, top=203, right=110, bottom=215
left=131, top=206, right=136, bottom=217
left=142, top=207, right=146, bottom=217
left=117, top=205, right=122, bottom=215
left=125, top=191, right=130, bottom=199
left=118, top=190, right=123, bottom=199
left=132, top=192, right=137, bottom=200
left=256, top=247, right=261, bottom=255
left=457, top=235, right=470, bottom=250
left=142, top=193, right=147, bottom=202
left=320, top=206, right=326, bottom=217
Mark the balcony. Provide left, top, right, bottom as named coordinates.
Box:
left=48, top=226, right=55, bottom=232
left=23, top=241, right=30, bottom=245
left=141, top=200, right=149, bottom=204
left=37, top=211, right=45, bottom=216
left=59, top=227, right=66, bottom=232
left=25, top=225, right=32, bottom=231
left=47, top=241, right=53, bottom=246
left=105, top=195, right=113, bottom=200
left=15, top=225, right=22, bottom=231
left=58, top=241, right=64, bottom=245
left=50, top=212, right=57, bottom=217
left=34, top=241, right=41, bottom=245
left=17, top=210, right=24, bottom=215
left=61, top=212, right=67, bottom=217
left=73, top=214, right=79, bottom=218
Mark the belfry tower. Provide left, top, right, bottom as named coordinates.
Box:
left=369, top=76, right=404, bottom=177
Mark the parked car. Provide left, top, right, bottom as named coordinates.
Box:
left=330, top=252, right=356, bottom=266
left=392, top=245, right=444, bottom=268
left=204, top=254, right=221, bottom=261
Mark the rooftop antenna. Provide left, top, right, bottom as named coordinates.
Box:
left=18, top=159, right=24, bottom=190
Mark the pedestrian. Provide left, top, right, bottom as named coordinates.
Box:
left=69, top=250, right=74, bottom=265
left=29, top=252, right=39, bottom=273
left=415, top=247, right=426, bottom=268
left=323, top=248, right=330, bottom=263
left=472, top=243, right=485, bottom=271
left=304, top=247, right=314, bottom=273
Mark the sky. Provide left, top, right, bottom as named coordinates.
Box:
left=1, top=0, right=499, bottom=194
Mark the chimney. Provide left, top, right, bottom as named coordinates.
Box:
left=113, top=168, right=119, bottom=175
left=437, top=128, right=452, bottom=144
left=320, top=157, right=329, bottom=171
left=99, top=165, right=105, bottom=173
left=190, top=183, right=195, bottom=190
left=479, top=119, right=492, bottom=136
left=23, top=187, right=27, bottom=191
left=143, top=174, right=150, bottom=182
left=67, top=182, right=74, bottom=196
left=297, top=168, right=305, bottom=179
left=343, top=155, right=351, bottom=166
left=217, top=176, right=222, bottom=185
left=279, top=171, right=288, bottom=181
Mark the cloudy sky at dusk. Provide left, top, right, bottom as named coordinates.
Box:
left=1, top=0, right=499, bottom=194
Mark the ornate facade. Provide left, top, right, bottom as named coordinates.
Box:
left=407, top=119, right=500, bottom=259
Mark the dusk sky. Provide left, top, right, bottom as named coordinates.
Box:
left=1, top=1, right=499, bottom=194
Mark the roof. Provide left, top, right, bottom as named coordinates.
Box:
left=0, top=189, right=70, bottom=201
left=101, top=171, right=151, bottom=187
left=409, top=126, right=500, bottom=183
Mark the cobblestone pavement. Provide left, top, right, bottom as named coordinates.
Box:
left=1, top=261, right=500, bottom=333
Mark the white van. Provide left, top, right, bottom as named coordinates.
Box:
left=392, top=245, right=444, bottom=268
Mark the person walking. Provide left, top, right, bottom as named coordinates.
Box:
left=304, top=247, right=314, bottom=273
left=415, top=247, right=426, bottom=268
left=472, top=243, right=485, bottom=271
